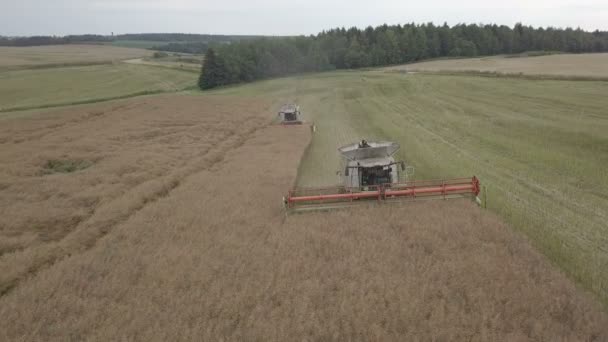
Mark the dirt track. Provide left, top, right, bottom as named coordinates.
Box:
left=0, top=95, right=607, bottom=340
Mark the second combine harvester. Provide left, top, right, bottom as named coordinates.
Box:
left=279, top=104, right=482, bottom=212
left=278, top=104, right=303, bottom=125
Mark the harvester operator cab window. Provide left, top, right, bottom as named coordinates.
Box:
left=360, top=166, right=391, bottom=186
left=284, top=111, right=297, bottom=121
left=359, top=139, right=370, bottom=148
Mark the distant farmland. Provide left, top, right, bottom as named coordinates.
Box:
left=0, top=63, right=197, bottom=111
left=110, top=40, right=168, bottom=49
left=0, top=45, right=198, bottom=112
left=387, top=53, right=608, bottom=78
left=0, top=44, right=152, bottom=70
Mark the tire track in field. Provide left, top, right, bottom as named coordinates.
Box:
left=374, top=83, right=607, bottom=233
left=364, top=81, right=608, bottom=293
left=0, top=111, right=272, bottom=298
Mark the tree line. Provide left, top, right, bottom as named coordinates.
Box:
left=115, top=33, right=260, bottom=43
left=0, top=33, right=259, bottom=47
left=199, top=22, right=608, bottom=89
left=0, top=35, right=111, bottom=46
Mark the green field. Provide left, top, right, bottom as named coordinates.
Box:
left=0, top=63, right=197, bottom=111
left=214, top=71, right=608, bottom=304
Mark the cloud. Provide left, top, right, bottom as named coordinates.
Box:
left=91, top=0, right=314, bottom=12
left=1, top=0, right=606, bottom=36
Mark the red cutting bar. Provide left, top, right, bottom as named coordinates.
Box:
left=287, top=177, right=480, bottom=208
left=288, top=190, right=381, bottom=203
left=385, top=184, right=475, bottom=197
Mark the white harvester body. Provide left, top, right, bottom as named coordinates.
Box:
left=339, top=141, right=405, bottom=189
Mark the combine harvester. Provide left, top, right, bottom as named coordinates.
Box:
left=284, top=140, right=481, bottom=212
left=278, top=104, right=303, bottom=125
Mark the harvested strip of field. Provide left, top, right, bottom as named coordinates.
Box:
left=0, top=44, right=152, bottom=70
left=386, top=53, right=608, bottom=78
left=222, top=71, right=608, bottom=306
left=0, top=97, right=606, bottom=340
left=0, top=63, right=197, bottom=111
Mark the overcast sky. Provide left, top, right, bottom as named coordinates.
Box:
left=2, top=0, right=607, bottom=36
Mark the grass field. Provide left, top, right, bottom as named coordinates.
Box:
left=0, top=95, right=606, bottom=340
left=0, top=63, right=197, bottom=111
left=387, top=53, right=608, bottom=78
left=215, top=71, right=608, bottom=305
left=0, top=45, right=152, bottom=70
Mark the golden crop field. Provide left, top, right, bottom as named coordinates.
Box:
left=0, top=94, right=606, bottom=340
left=0, top=44, right=152, bottom=69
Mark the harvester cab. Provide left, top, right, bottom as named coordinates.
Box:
left=278, top=104, right=302, bottom=125
left=339, top=140, right=408, bottom=189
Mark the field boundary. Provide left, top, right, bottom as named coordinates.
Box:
left=292, top=125, right=317, bottom=189
left=0, top=60, right=116, bottom=72
left=387, top=69, right=608, bottom=82
left=0, top=59, right=199, bottom=73
left=0, top=86, right=196, bottom=114
left=122, top=59, right=201, bottom=74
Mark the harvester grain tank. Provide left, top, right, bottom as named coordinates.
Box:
left=284, top=140, right=481, bottom=212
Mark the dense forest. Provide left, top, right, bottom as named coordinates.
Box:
left=199, top=23, right=608, bottom=89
